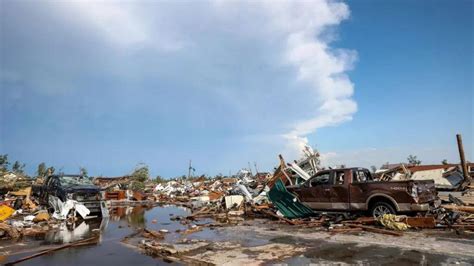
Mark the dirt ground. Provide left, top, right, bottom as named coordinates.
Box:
left=204, top=221, right=474, bottom=265
left=2, top=205, right=473, bottom=265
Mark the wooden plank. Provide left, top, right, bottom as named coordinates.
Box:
left=346, top=224, right=404, bottom=236
left=404, top=217, right=435, bottom=228
left=5, top=236, right=99, bottom=265
left=257, top=208, right=297, bottom=225
left=442, top=204, right=474, bottom=213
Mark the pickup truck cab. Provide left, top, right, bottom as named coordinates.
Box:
left=287, top=167, right=437, bottom=218
left=38, top=175, right=104, bottom=215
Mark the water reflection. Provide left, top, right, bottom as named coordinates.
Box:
left=42, top=219, right=103, bottom=244
left=5, top=205, right=197, bottom=266
left=109, top=206, right=153, bottom=228
left=40, top=205, right=167, bottom=245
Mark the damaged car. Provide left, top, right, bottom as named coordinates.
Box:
left=287, top=167, right=438, bottom=218
left=36, top=174, right=107, bottom=218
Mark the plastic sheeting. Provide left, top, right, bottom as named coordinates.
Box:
left=48, top=195, right=91, bottom=220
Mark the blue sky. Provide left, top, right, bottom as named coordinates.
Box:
left=1, top=0, right=472, bottom=178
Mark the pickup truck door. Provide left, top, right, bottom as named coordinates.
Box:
left=348, top=169, right=373, bottom=210
left=299, top=172, right=332, bottom=209
left=328, top=170, right=350, bottom=210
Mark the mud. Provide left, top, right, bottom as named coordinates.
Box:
left=1, top=205, right=473, bottom=265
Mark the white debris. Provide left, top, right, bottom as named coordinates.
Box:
left=225, top=195, right=244, bottom=210
left=48, top=195, right=91, bottom=220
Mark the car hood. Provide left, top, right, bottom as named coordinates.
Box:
left=64, top=185, right=100, bottom=193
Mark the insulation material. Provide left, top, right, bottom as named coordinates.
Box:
left=378, top=214, right=410, bottom=231
left=225, top=195, right=244, bottom=209
left=411, top=169, right=448, bottom=184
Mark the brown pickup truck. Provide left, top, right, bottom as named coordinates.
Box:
left=287, top=167, right=437, bottom=218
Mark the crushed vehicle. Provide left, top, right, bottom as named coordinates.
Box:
left=286, top=167, right=438, bottom=218
left=34, top=174, right=106, bottom=217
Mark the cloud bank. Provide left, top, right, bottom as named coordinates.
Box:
left=1, top=0, right=357, bottom=175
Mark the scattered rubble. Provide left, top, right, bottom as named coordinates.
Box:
left=1, top=135, right=473, bottom=264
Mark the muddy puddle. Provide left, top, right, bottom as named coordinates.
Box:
left=2, top=205, right=192, bottom=265
left=1, top=204, right=269, bottom=265
left=275, top=236, right=473, bottom=265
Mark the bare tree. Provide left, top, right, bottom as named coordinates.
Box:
left=407, top=155, right=421, bottom=165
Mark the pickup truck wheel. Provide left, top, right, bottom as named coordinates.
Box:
left=371, top=202, right=396, bottom=219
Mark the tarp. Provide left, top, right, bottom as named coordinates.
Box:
left=267, top=178, right=315, bottom=219
left=0, top=205, right=15, bottom=221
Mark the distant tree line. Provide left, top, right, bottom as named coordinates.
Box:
left=1, top=154, right=27, bottom=176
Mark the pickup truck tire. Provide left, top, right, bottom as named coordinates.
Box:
left=370, top=201, right=396, bottom=219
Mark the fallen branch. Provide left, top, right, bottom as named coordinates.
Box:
left=5, top=235, right=99, bottom=265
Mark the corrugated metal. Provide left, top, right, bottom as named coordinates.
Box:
left=268, top=178, right=314, bottom=219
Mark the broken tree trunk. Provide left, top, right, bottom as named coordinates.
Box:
left=457, top=134, right=472, bottom=189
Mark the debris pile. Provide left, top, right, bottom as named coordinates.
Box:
left=1, top=134, right=473, bottom=264
left=376, top=163, right=473, bottom=190
left=0, top=187, right=56, bottom=240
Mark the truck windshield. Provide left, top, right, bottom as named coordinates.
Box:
left=59, top=176, right=93, bottom=186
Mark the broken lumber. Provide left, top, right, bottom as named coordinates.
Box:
left=257, top=208, right=297, bottom=225
left=5, top=235, right=99, bottom=265
left=143, top=228, right=165, bottom=239
left=182, top=226, right=202, bottom=235
left=442, top=204, right=474, bottom=213
left=329, top=227, right=363, bottom=234
left=346, top=224, right=404, bottom=236
left=0, top=223, right=20, bottom=239
left=403, top=217, right=435, bottom=228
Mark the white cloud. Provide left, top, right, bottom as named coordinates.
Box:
left=275, top=3, right=357, bottom=157
left=67, top=0, right=358, bottom=160
left=1, top=0, right=359, bottom=172
left=64, top=1, right=188, bottom=51
left=70, top=2, right=148, bottom=46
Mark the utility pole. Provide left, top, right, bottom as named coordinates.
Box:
left=248, top=162, right=253, bottom=175
left=456, top=134, right=472, bottom=186
left=188, top=160, right=192, bottom=180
